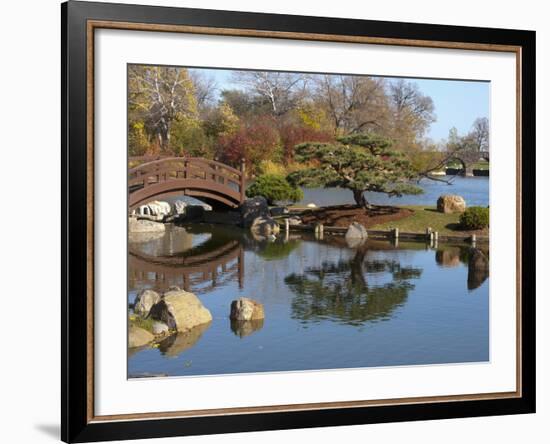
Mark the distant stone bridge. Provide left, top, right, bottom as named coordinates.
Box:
left=448, top=151, right=490, bottom=176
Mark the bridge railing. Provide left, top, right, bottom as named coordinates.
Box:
left=128, top=156, right=246, bottom=203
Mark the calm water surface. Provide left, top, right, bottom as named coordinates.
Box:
left=128, top=224, right=489, bottom=378
left=298, top=176, right=489, bottom=207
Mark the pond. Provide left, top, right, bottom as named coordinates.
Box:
left=297, top=176, right=489, bottom=207
left=128, top=224, right=489, bottom=378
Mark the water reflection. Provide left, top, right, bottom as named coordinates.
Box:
left=285, top=247, right=422, bottom=326
left=157, top=322, right=212, bottom=358
left=128, top=224, right=490, bottom=376
left=128, top=224, right=488, bottom=299
left=230, top=319, right=265, bottom=338
left=129, top=225, right=244, bottom=294
left=434, top=245, right=490, bottom=290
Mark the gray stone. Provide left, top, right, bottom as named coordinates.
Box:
left=230, top=297, right=265, bottom=321
left=152, top=321, right=170, bottom=336
left=345, top=222, right=368, bottom=240
left=240, top=197, right=269, bottom=227
left=437, top=195, right=466, bottom=214
left=345, top=222, right=368, bottom=248
left=134, top=289, right=161, bottom=316
left=150, top=289, right=212, bottom=332
left=128, top=326, right=154, bottom=348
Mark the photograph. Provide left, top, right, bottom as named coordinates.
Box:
left=126, top=65, right=491, bottom=378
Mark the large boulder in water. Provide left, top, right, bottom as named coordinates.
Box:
left=240, top=197, right=269, bottom=228
left=230, top=297, right=265, bottom=321
left=437, top=195, right=466, bottom=214
left=149, top=289, right=212, bottom=332
left=134, top=289, right=161, bottom=316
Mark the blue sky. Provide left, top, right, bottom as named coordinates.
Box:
left=190, top=68, right=489, bottom=142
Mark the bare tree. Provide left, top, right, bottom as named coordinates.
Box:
left=313, top=75, right=389, bottom=135
left=469, top=117, right=489, bottom=151
left=128, top=65, right=197, bottom=151
left=389, top=79, right=435, bottom=139
left=232, top=71, right=308, bottom=116
left=189, top=70, right=218, bottom=109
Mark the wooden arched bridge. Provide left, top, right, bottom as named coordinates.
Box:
left=129, top=156, right=246, bottom=210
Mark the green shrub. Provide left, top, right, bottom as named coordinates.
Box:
left=459, top=206, right=489, bottom=230
left=246, top=174, right=304, bottom=205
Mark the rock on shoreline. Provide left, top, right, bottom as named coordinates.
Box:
left=149, top=289, right=213, bottom=332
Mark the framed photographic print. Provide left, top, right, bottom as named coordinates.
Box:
left=61, top=1, right=536, bottom=442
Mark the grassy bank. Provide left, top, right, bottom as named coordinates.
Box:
left=369, top=205, right=488, bottom=236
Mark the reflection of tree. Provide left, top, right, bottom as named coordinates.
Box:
left=285, top=249, right=422, bottom=326
left=256, top=239, right=300, bottom=261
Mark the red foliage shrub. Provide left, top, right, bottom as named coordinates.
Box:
left=279, top=124, right=335, bottom=161
left=217, top=118, right=280, bottom=173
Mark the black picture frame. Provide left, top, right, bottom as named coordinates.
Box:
left=62, top=1, right=536, bottom=442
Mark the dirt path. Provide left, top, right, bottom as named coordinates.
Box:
left=298, top=204, right=414, bottom=228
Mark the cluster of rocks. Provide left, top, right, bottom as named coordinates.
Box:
left=129, top=196, right=304, bottom=237
left=129, top=288, right=266, bottom=349
left=129, top=286, right=213, bottom=348
left=241, top=196, right=284, bottom=240
left=130, top=199, right=212, bottom=226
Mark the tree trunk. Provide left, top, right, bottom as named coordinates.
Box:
left=352, top=189, right=370, bottom=208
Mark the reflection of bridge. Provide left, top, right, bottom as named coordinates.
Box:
left=448, top=151, right=489, bottom=176
left=128, top=157, right=246, bottom=210
left=129, top=240, right=244, bottom=293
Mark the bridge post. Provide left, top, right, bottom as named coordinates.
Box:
left=240, top=158, right=246, bottom=204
